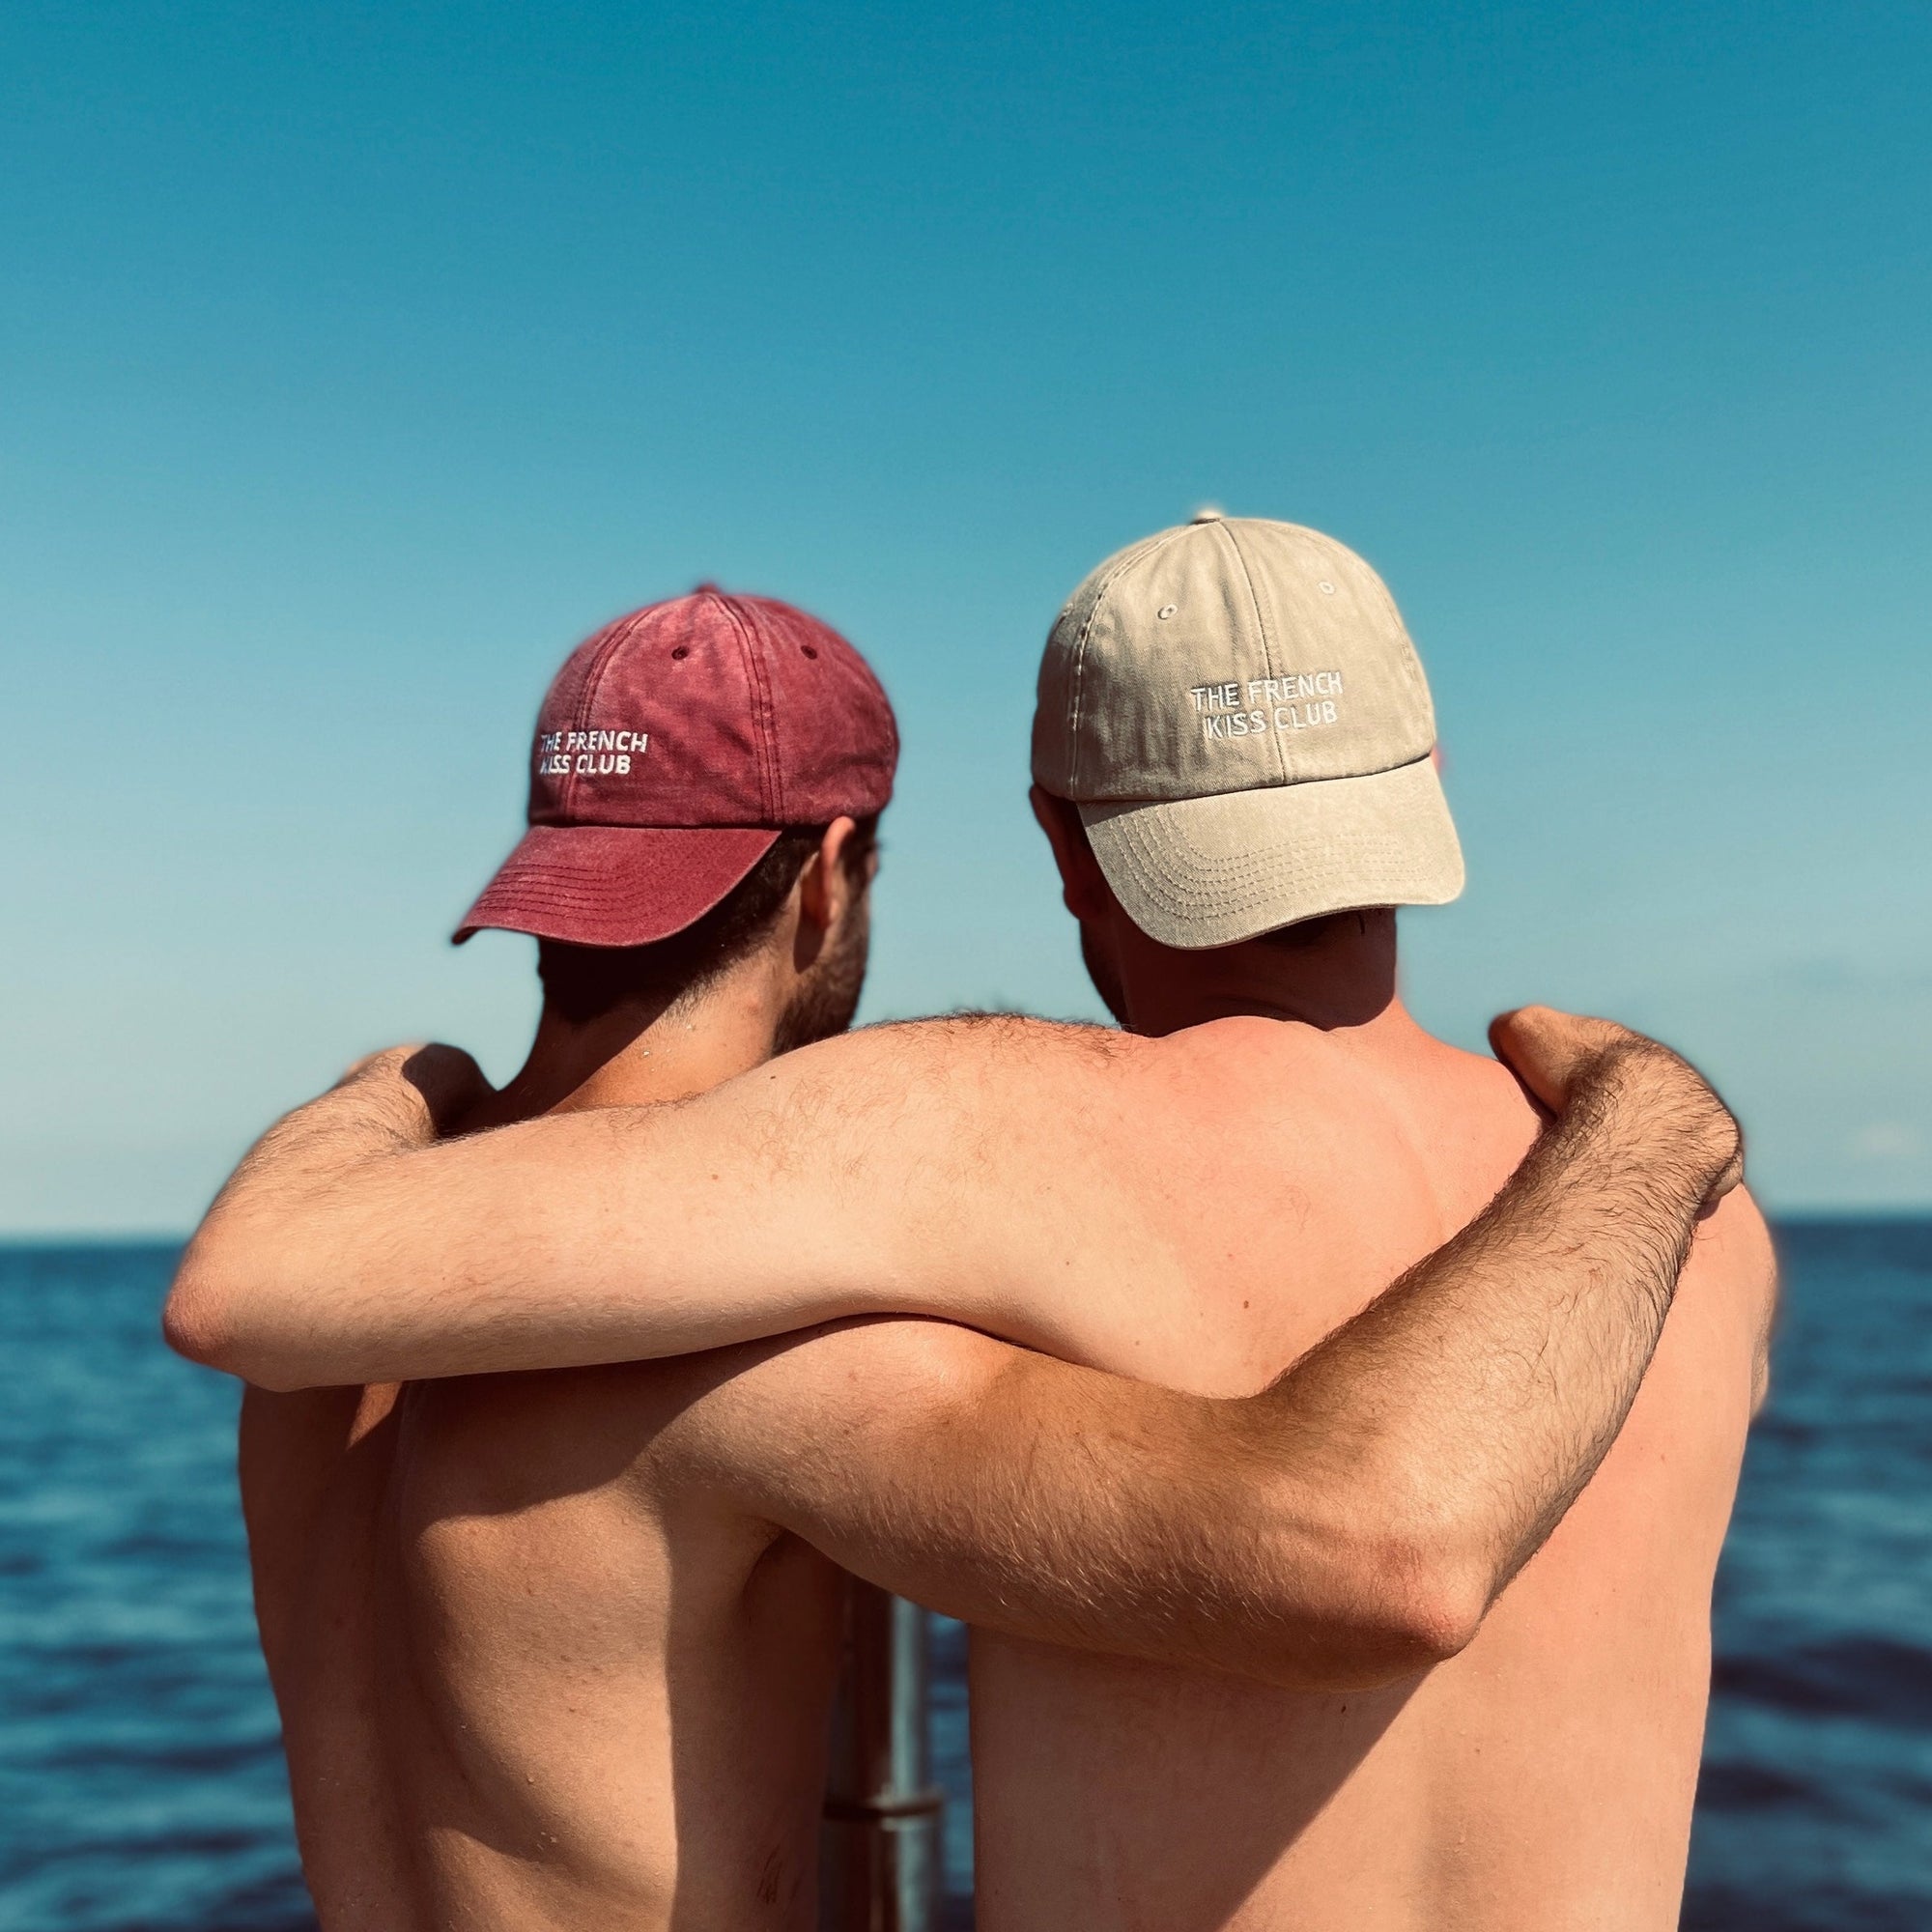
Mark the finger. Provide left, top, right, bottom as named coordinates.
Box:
left=1497, top=1011, right=1745, bottom=1205
left=400, top=1044, right=493, bottom=1133
left=1489, top=1006, right=1631, bottom=1110
left=1704, top=1143, right=1746, bottom=1207
left=335, top=1043, right=430, bottom=1089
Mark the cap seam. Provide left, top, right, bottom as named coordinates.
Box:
left=453, top=825, right=786, bottom=942
left=1297, top=526, right=1430, bottom=715
left=1081, top=760, right=1460, bottom=905
left=568, top=610, right=650, bottom=821
left=1218, top=520, right=1293, bottom=787
left=1064, top=526, right=1188, bottom=794
left=1112, top=834, right=1448, bottom=896
left=713, top=592, right=784, bottom=823
left=1099, top=816, right=1461, bottom=906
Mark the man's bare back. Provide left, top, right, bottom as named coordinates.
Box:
left=248, top=1359, right=850, bottom=1927
left=962, top=1012, right=1773, bottom=1930
left=238, top=1005, right=1767, bottom=1931
left=196, top=537, right=1766, bottom=1929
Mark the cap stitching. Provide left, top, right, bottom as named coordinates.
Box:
left=1120, top=829, right=1442, bottom=895
left=1090, top=757, right=1453, bottom=881
left=712, top=591, right=783, bottom=823
left=1218, top=521, right=1293, bottom=787
left=1106, top=811, right=1457, bottom=907
left=570, top=609, right=653, bottom=822
left=1301, top=527, right=1430, bottom=713
left=1063, top=526, right=1188, bottom=794
left=1082, top=745, right=1438, bottom=810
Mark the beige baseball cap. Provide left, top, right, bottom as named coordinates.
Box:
left=1032, top=510, right=1464, bottom=949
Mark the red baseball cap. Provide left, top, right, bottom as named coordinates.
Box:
left=455, top=587, right=897, bottom=947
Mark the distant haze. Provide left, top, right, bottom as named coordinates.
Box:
left=3, top=0, right=1928, bottom=1231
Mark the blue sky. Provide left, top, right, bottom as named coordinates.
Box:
left=3, top=0, right=1927, bottom=1231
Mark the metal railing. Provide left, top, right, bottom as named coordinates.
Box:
left=819, top=1579, right=944, bottom=1932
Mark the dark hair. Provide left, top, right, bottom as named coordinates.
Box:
left=1255, top=906, right=1378, bottom=950
left=537, top=815, right=877, bottom=1026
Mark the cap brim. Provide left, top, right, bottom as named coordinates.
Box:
left=453, top=824, right=783, bottom=948
left=1079, top=755, right=1464, bottom=951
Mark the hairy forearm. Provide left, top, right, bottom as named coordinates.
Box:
left=881, top=1371, right=1433, bottom=1690
left=940, top=1052, right=1732, bottom=1687
left=706, top=1319, right=1441, bottom=1692
left=721, top=1046, right=1727, bottom=1696
left=1240, top=1048, right=1730, bottom=1645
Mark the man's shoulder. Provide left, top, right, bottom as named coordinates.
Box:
left=1691, top=1184, right=1779, bottom=1306
left=794, top=1009, right=1372, bottom=1080
left=804, top=1012, right=1505, bottom=1151
left=814, top=1013, right=1350, bottom=1149
left=764, top=1013, right=1144, bottom=1126
left=837, top=1010, right=1326, bottom=1083
left=759, top=1009, right=1527, bottom=1242
left=1119, top=1016, right=1527, bottom=1138
left=849, top=1011, right=1135, bottom=1063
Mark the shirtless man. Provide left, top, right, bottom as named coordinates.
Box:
left=169, top=541, right=1765, bottom=1929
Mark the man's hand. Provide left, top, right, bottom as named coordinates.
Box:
left=1492, top=1005, right=1745, bottom=1207
left=162, top=1041, right=493, bottom=1376
left=329, top=1043, right=494, bottom=1149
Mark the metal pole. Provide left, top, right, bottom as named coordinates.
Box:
left=820, top=1577, right=944, bottom=1931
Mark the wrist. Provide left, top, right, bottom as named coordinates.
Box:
left=1563, top=1045, right=1739, bottom=1200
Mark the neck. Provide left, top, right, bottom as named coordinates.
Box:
left=477, top=961, right=783, bottom=1128
left=1117, top=908, right=1422, bottom=1045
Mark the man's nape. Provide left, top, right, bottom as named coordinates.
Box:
left=470, top=813, right=877, bottom=1125
left=1030, top=782, right=1399, bottom=1038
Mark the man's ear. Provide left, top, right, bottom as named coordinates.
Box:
left=1029, top=785, right=1113, bottom=924
left=797, top=816, right=865, bottom=943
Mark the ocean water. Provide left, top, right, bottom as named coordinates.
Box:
left=1, top=1225, right=1927, bottom=1930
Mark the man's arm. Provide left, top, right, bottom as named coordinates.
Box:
left=162, top=1011, right=1730, bottom=1396
left=167, top=1018, right=1165, bottom=1388
left=641, top=1026, right=1740, bottom=1691
left=169, top=1010, right=1740, bottom=1689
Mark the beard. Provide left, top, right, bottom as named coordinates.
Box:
left=772, top=895, right=871, bottom=1057
left=1079, top=920, right=1131, bottom=1028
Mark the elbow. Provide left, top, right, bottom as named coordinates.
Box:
left=1318, top=1441, right=1507, bottom=1686
left=1289, top=1555, right=1488, bottom=1692
left=1293, top=1554, right=1490, bottom=1693
left=162, top=1249, right=261, bottom=1378
left=1321, top=1471, right=1500, bottom=1686
left=1233, top=1479, right=1495, bottom=1693
left=160, top=1264, right=226, bottom=1371
left=162, top=1228, right=307, bottom=1390
left=1363, top=1552, right=1490, bottom=1677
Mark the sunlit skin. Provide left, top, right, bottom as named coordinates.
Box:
left=956, top=795, right=1777, bottom=1931
left=191, top=818, right=1762, bottom=1930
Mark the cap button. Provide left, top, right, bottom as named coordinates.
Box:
left=1189, top=504, right=1225, bottom=523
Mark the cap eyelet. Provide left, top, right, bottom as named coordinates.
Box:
left=1156, top=605, right=1178, bottom=620
left=801, top=644, right=818, bottom=659
left=670, top=645, right=690, bottom=660
left=1319, top=582, right=1336, bottom=595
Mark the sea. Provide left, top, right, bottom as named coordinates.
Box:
left=1, top=1222, right=1927, bottom=1931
